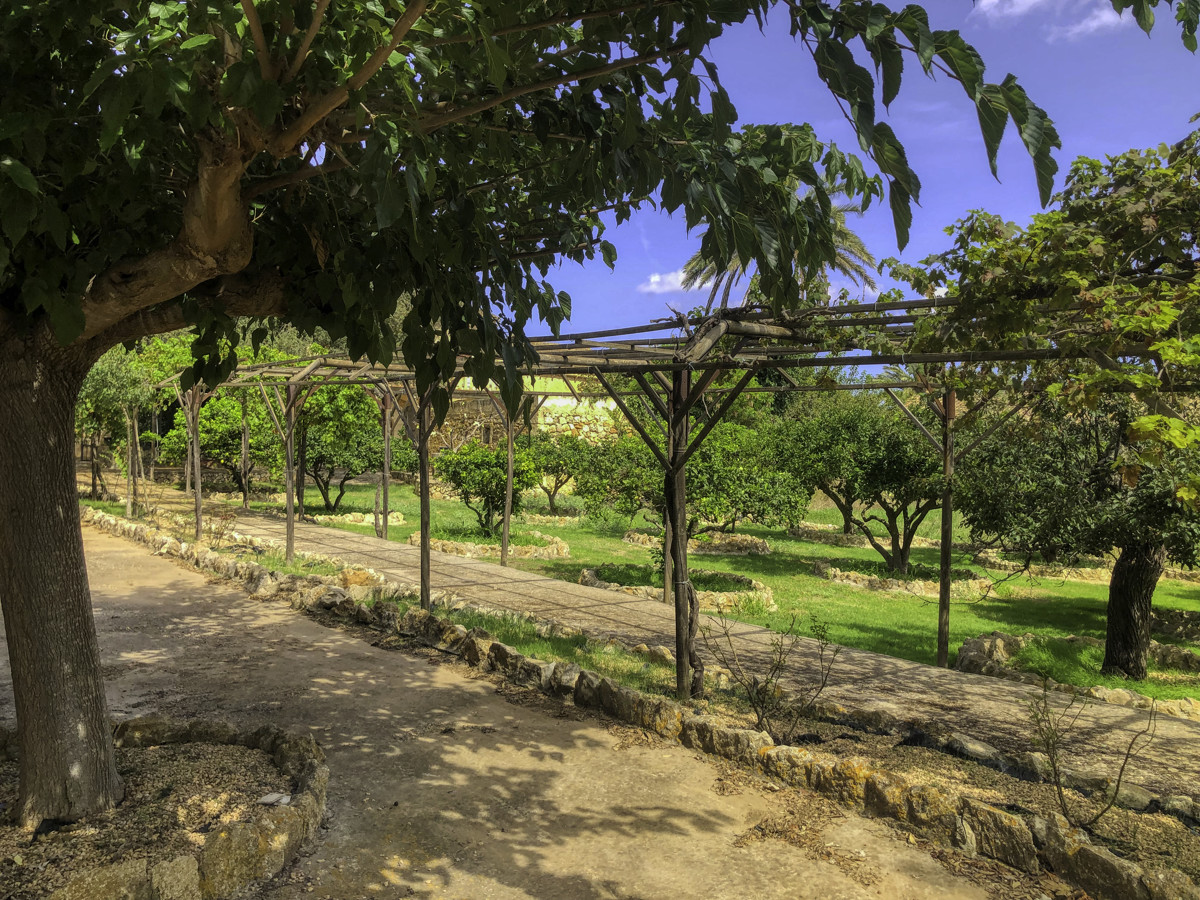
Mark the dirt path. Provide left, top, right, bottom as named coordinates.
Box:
left=177, top=502, right=1199, bottom=798
left=0, top=530, right=1018, bottom=900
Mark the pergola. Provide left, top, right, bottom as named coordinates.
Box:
left=171, top=300, right=1148, bottom=700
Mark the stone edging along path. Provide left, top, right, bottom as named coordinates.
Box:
left=80, top=507, right=1200, bottom=900
left=82, top=507, right=1200, bottom=808
left=0, top=717, right=327, bottom=900
left=405, top=528, right=570, bottom=560
left=578, top=566, right=778, bottom=615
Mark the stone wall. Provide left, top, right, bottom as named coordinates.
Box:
left=622, top=529, right=771, bottom=556
left=578, top=567, right=777, bottom=615
left=811, top=559, right=992, bottom=600
left=535, top=399, right=618, bottom=441
left=405, top=529, right=570, bottom=560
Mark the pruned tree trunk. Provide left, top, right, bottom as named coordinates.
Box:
left=1102, top=542, right=1167, bottom=680
left=0, top=334, right=123, bottom=828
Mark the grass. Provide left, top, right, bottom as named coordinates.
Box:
left=1008, top=637, right=1200, bottom=702
left=226, top=479, right=1200, bottom=701
left=79, top=498, right=127, bottom=517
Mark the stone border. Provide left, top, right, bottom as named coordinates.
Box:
left=812, top=558, right=991, bottom=600
left=0, top=717, right=328, bottom=900
left=405, top=529, right=569, bottom=560
left=972, top=550, right=1200, bottom=586
left=956, top=631, right=1200, bottom=724
left=519, top=513, right=584, bottom=526
left=312, top=510, right=406, bottom=527
left=578, top=566, right=777, bottom=615
left=622, top=529, right=771, bottom=556
left=81, top=506, right=1200, bottom=895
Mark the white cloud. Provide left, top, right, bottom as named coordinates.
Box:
left=1048, top=4, right=1125, bottom=39
left=974, top=0, right=1055, bottom=21
left=637, top=270, right=692, bottom=294
left=974, top=0, right=1133, bottom=41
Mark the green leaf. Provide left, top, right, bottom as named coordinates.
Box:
left=888, top=180, right=912, bottom=250
left=0, top=156, right=38, bottom=193
left=974, top=84, right=1008, bottom=177
left=179, top=33, right=217, bottom=50
left=878, top=38, right=904, bottom=108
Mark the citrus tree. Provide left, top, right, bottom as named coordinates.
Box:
left=435, top=440, right=538, bottom=534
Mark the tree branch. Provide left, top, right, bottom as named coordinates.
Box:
left=241, top=0, right=277, bottom=81
left=425, top=1, right=680, bottom=47
left=84, top=270, right=288, bottom=353
left=284, top=0, right=332, bottom=83
left=418, top=45, right=686, bottom=134
left=269, top=0, right=428, bottom=156
left=77, top=138, right=255, bottom=344
left=245, top=158, right=350, bottom=199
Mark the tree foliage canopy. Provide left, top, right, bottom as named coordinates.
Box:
left=890, top=127, right=1200, bottom=450
left=0, top=0, right=1083, bottom=413
left=778, top=390, right=941, bottom=572
left=436, top=440, right=538, bottom=533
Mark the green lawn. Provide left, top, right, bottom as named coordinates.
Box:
left=231, top=480, right=1200, bottom=701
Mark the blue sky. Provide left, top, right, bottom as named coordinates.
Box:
left=543, top=0, right=1199, bottom=334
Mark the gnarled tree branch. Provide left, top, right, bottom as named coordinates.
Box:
left=77, top=138, right=255, bottom=344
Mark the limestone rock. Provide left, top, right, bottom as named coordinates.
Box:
left=598, top=677, right=639, bottom=722
left=946, top=733, right=1002, bottom=767
left=150, top=855, right=201, bottom=900
left=648, top=645, right=675, bottom=666
left=1142, top=868, right=1200, bottom=900
left=573, top=669, right=603, bottom=709
left=960, top=799, right=1039, bottom=874
left=49, top=858, right=150, bottom=900
left=198, top=823, right=265, bottom=898
left=549, top=662, right=581, bottom=698
left=1037, top=813, right=1150, bottom=900
left=863, top=771, right=910, bottom=821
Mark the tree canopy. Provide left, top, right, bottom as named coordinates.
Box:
left=958, top=395, right=1200, bottom=679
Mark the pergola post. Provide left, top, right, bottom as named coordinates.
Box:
left=937, top=388, right=956, bottom=668
left=417, top=388, right=432, bottom=610
left=284, top=384, right=298, bottom=563
left=381, top=392, right=391, bottom=542
left=665, top=369, right=698, bottom=699
left=501, top=415, right=515, bottom=567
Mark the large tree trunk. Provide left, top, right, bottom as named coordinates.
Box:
left=0, top=332, right=123, bottom=828
left=1101, top=542, right=1167, bottom=680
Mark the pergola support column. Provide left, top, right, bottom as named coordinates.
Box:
left=284, top=384, right=298, bottom=563
left=381, top=393, right=391, bottom=541
left=937, top=389, right=956, bottom=668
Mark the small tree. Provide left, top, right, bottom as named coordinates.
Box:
left=299, top=386, right=417, bottom=512
left=574, top=435, right=665, bottom=524
left=688, top=422, right=810, bottom=534
left=159, top=393, right=277, bottom=498
left=523, top=431, right=589, bottom=514
left=779, top=391, right=941, bottom=574
left=436, top=440, right=538, bottom=535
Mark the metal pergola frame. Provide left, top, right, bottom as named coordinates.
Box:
left=162, top=300, right=1164, bottom=699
